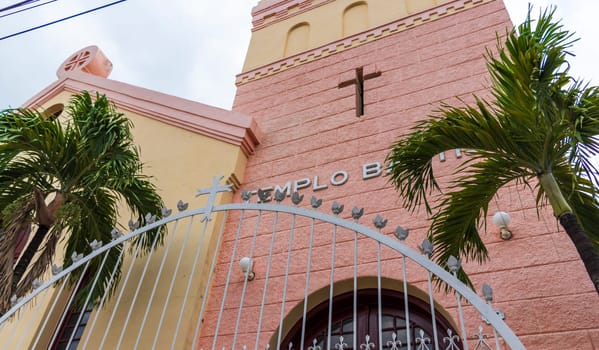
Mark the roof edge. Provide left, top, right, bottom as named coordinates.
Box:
left=24, top=72, right=262, bottom=157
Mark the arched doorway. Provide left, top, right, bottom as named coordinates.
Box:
left=282, top=289, right=461, bottom=349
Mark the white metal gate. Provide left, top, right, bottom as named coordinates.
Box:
left=0, top=177, right=525, bottom=350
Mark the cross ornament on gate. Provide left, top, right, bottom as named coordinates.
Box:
left=195, top=176, right=233, bottom=222
left=338, top=66, right=381, bottom=117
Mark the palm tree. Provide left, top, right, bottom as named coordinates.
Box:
left=0, top=91, right=165, bottom=313
left=386, top=8, right=599, bottom=294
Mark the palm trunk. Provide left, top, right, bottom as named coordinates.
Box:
left=559, top=213, right=599, bottom=294
left=540, top=172, right=599, bottom=294
left=12, top=224, right=50, bottom=291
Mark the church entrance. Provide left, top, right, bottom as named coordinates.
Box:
left=283, top=289, right=460, bottom=350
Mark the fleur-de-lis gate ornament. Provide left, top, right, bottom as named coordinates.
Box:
left=360, top=334, right=375, bottom=350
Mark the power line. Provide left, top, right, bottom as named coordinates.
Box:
left=0, top=0, right=127, bottom=41
left=0, top=0, right=41, bottom=13
left=0, top=0, right=58, bottom=20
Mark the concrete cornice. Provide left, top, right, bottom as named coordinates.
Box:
left=237, top=0, right=492, bottom=85
left=24, top=72, right=262, bottom=157
left=251, top=0, right=333, bottom=30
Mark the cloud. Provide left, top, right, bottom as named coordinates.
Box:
left=1, top=1, right=597, bottom=110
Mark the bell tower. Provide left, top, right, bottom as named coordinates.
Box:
left=233, top=0, right=508, bottom=131
left=241, top=0, right=457, bottom=73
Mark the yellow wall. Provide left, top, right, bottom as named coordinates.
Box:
left=244, top=0, right=451, bottom=71
left=2, top=91, right=248, bottom=349
left=87, top=93, right=248, bottom=350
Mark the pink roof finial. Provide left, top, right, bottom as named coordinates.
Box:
left=57, top=45, right=113, bottom=79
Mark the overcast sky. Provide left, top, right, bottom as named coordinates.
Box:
left=0, top=0, right=597, bottom=110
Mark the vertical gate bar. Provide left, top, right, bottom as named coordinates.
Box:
left=48, top=261, right=91, bottom=348
left=2, top=290, right=30, bottom=347
left=133, top=218, right=182, bottom=349
left=0, top=316, right=8, bottom=343
left=213, top=209, right=258, bottom=350
left=81, top=241, right=128, bottom=350
left=115, top=223, right=166, bottom=349
left=353, top=229, right=358, bottom=350
left=425, top=271, right=440, bottom=350
left=401, top=255, right=411, bottom=350
left=233, top=208, right=263, bottom=350
left=99, top=233, right=146, bottom=350
left=377, top=242, right=382, bottom=350
left=451, top=271, right=469, bottom=350
left=170, top=218, right=211, bottom=350
left=65, top=249, right=112, bottom=349
left=299, top=218, right=316, bottom=350
left=326, top=224, right=338, bottom=350
left=0, top=314, right=7, bottom=329
left=14, top=287, right=52, bottom=349
left=152, top=216, right=197, bottom=348
left=30, top=271, right=72, bottom=350
left=1, top=302, right=22, bottom=347
left=276, top=213, right=297, bottom=348
left=492, top=327, right=501, bottom=350
left=489, top=299, right=501, bottom=350
left=192, top=210, right=230, bottom=348
left=254, top=210, right=277, bottom=350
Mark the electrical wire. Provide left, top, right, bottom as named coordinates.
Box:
left=0, top=0, right=127, bottom=41
left=0, top=0, right=58, bottom=19
left=0, top=0, right=41, bottom=13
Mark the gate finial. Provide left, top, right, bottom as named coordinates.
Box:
left=195, top=176, right=233, bottom=222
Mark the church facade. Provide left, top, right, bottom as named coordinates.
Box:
left=1, top=0, right=598, bottom=349
left=225, top=0, right=598, bottom=347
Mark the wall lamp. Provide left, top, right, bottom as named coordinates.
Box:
left=492, top=211, right=513, bottom=241
left=239, top=257, right=255, bottom=281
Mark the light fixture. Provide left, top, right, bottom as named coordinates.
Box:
left=492, top=211, right=513, bottom=240
left=239, top=257, right=255, bottom=281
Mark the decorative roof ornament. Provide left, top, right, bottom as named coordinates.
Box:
left=57, top=45, right=113, bottom=79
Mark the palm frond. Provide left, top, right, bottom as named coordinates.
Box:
left=15, top=227, right=60, bottom=298
left=386, top=97, right=525, bottom=213
left=430, top=157, right=530, bottom=288
left=0, top=91, right=165, bottom=306
left=0, top=196, right=35, bottom=312
left=387, top=6, right=599, bottom=292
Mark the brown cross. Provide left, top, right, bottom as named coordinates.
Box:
left=338, top=67, right=381, bottom=117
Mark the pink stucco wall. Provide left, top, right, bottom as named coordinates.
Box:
left=199, top=1, right=599, bottom=349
